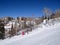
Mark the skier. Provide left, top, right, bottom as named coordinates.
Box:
left=22, top=31, right=25, bottom=35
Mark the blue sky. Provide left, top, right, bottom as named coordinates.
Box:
left=0, top=0, right=60, bottom=18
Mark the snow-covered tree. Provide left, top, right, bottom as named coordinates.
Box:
left=55, top=9, right=60, bottom=18
left=43, top=7, right=52, bottom=20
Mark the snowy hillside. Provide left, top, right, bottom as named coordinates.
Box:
left=0, top=18, right=60, bottom=45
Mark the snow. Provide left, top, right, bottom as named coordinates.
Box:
left=0, top=18, right=60, bottom=45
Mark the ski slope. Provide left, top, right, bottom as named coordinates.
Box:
left=0, top=19, right=60, bottom=45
